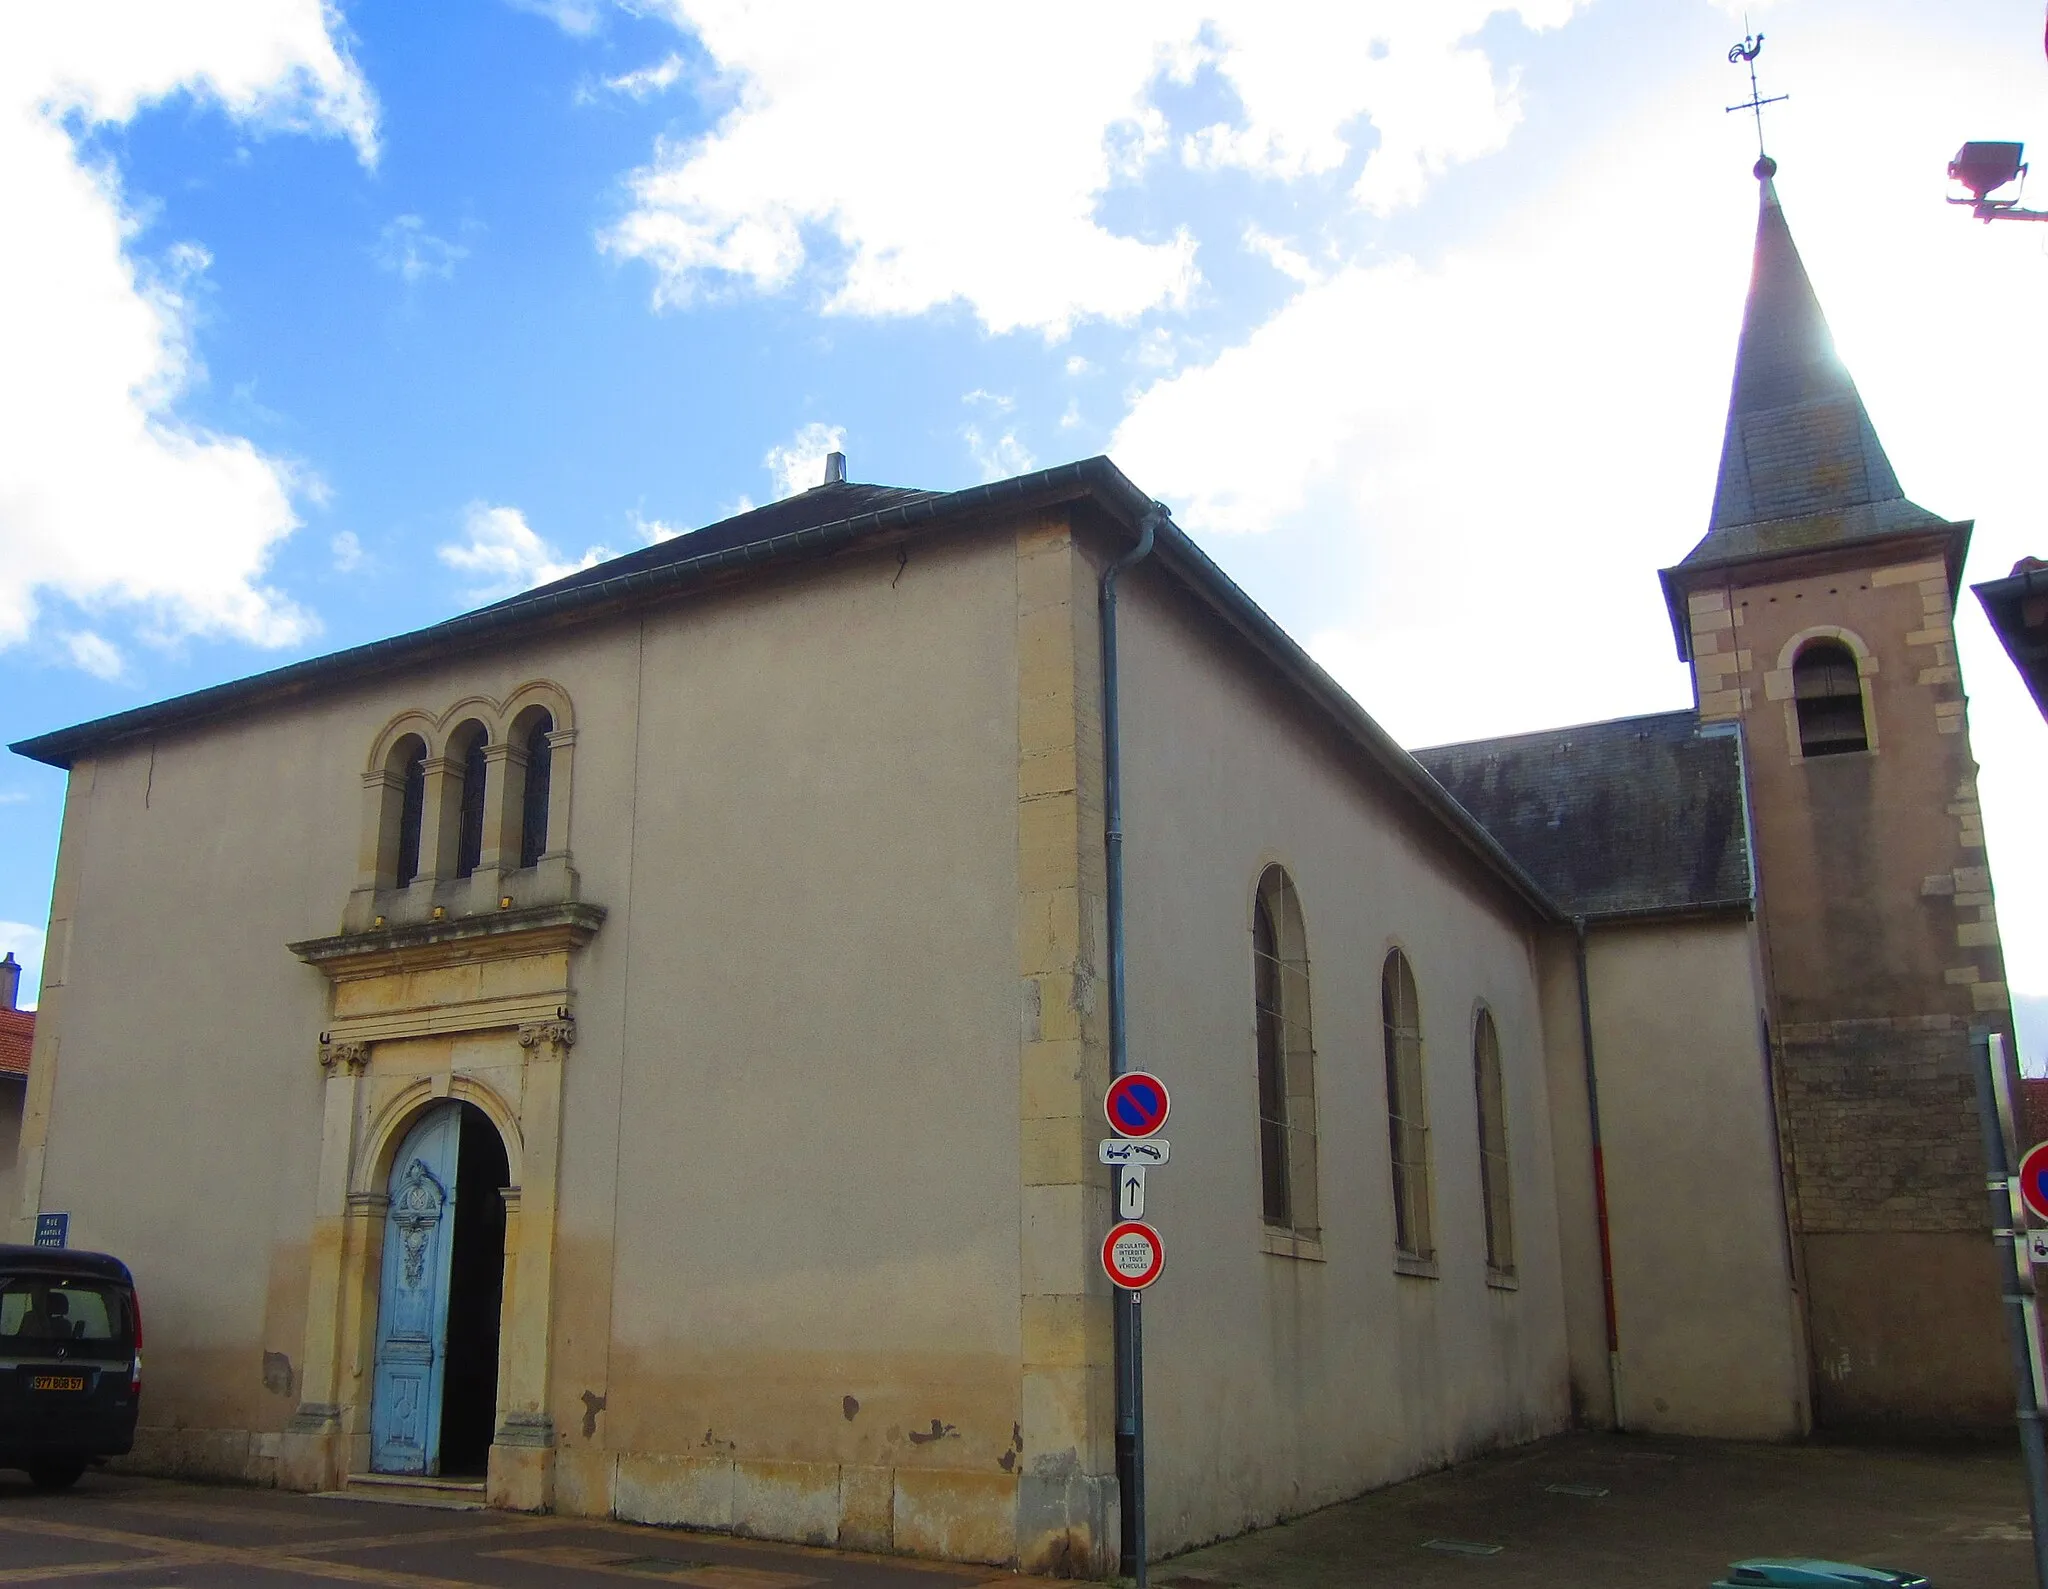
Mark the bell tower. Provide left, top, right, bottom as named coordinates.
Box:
left=1658, top=158, right=2014, bottom=1430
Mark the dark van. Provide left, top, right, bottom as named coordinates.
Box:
left=0, top=1246, right=140, bottom=1490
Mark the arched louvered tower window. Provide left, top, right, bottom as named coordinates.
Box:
left=1793, top=639, right=1868, bottom=757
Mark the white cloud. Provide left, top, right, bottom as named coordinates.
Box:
left=629, top=511, right=683, bottom=543
left=604, top=54, right=687, bottom=99
left=438, top=504, right=612, bottom=600
left=505, top=0, right=605, bottom=35
left=763, top=422, right=845, bottom=500
left=602, top=4, right=1576, bottom=335
left=0, top=922, right=45, bottom=1010
left=331, top=530, right=364, bottom=572
left=1065, top=356, right=1094, bottom=377
left=374, top=215, right=468, bottom=282
left=1177, top=5, right=1581, bottom=214
left=1112, top=12, right=2048, bottom=1003
left=1242, top=225, right=1320, bottom=286
left=0, top=791, right=31, bottom=806
left=0, top=2, right=376, bottom=669
left=62, top=631, right=124, bottom=680
left=964, top=426, right=1035, bottom=483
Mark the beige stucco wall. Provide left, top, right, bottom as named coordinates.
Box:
left=1580, top=917, right=1807, bottom=1437
left=1113, top=561, right=1571, bottom=1554
left=11, top=528, right=1027, bottom=1540
left=13, top=504, right=1602, bottom=1565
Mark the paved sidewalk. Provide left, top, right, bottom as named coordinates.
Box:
left=0, top=1434, right=2031, bottom=1587
left=0, top=1472, right=1038, bottom=1588
left=1159, top=1431, right=2034, bottom=1589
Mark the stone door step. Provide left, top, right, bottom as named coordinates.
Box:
left=319, top=1472, right=489, bottom=1511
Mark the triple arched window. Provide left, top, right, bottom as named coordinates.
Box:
left=363, top=686, right=573, bottom=912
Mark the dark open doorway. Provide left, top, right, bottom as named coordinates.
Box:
left=438, top=1102, right=507, bottom=1476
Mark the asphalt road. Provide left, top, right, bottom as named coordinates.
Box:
left=1161, top=1431, right=2035, bottom=1589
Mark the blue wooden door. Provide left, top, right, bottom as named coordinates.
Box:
left=369, top=1103, right=461, bottom=1475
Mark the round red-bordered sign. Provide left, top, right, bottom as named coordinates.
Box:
left=2019, top=1141, right=2048, bottom=1222
left=1104, top=1072, right=1171, bottom=1139
left=1101, top=1220, right=1166, bottom=1290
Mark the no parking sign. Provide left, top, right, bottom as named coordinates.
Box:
left=2019, top=1141, right=2048, bottom=1223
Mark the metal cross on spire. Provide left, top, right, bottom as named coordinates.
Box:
left=1726, top=30, right=1789, bottom=175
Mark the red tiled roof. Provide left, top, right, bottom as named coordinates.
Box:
left=0, top=1006, right=31, bottom=1079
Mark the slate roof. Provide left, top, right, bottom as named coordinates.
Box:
left=1412, top=709, right=1752, bottom=919
left=1659, top=167, right=1967, bottom=657
left=1973, top=558, right=2048, bottom=724
left=0, top=1007, right=31, bottom=1080
left=8, top=456, right=1560, bottom=923
left=471, top=480, right=941, bottom=615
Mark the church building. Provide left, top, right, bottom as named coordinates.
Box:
left=4, top=159, right=2015, bottom=1571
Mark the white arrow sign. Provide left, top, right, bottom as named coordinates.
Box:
left=1099, top=1138, right=1170, bottom=1166
left=1118, top=1166, right=1146, bottom=1219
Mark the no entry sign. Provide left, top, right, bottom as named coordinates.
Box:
left=2020, top=1141, right=2048, bottom=1222
left=1104, top=1072, right=1171, bottom=1139
left=1102, top=1219, right=1166, bottom=1290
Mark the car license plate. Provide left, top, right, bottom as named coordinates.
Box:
left=29, top=1374, right=85, bottom=1392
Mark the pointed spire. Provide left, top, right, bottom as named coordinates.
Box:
left=1687, top=163, right=1944, bottom=561
left=1657, top=163, right=1967, bottom=660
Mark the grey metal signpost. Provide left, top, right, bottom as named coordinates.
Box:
left=1969, top=1026, right=2048, bottom=1589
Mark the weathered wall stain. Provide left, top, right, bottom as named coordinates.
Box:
left=260, top=1352, right=293, bottom=1398
left=907, top=1418, right=957, bottom=1446
left=842, top=1396, right=860, bottom=1421
left=580, top=1389, right=606, bottom=1439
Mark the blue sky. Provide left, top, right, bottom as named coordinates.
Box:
left=5, top=0, right=2048, bottom=1050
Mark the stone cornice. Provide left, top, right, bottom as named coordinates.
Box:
left=289, top=901, right=606, bottom=980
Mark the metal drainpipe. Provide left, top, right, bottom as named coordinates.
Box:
left=1101, top=502, right=1161, bottom=1585
left=1573, top=917, right=1626, bottom=1430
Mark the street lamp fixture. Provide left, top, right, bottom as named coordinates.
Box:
left=1947, top=141, right=2048, bottom=222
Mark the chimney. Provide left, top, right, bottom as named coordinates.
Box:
left=823, top=451, right=847, bottom=485
left=0, top=953, right=18, bottom=1012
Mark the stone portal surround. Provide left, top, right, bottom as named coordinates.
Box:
left=281, top=903, right=599, bottom=1510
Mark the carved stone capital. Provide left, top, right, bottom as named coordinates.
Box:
left=319, top=1038, right=371, bottom=1075
left=517, top=1017, right=576, bottom=1054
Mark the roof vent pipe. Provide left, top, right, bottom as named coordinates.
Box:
left=823, top=451, right=846, bottom=485
left=0, top=952, right=18, bottom=1012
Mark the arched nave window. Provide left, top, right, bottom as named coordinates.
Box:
left=1382, top=949, right=1433, bottom=1261
left=1252, top=865, right=1319, bottom=1236
left=1473, top=1008, right=1514, bottom=1277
